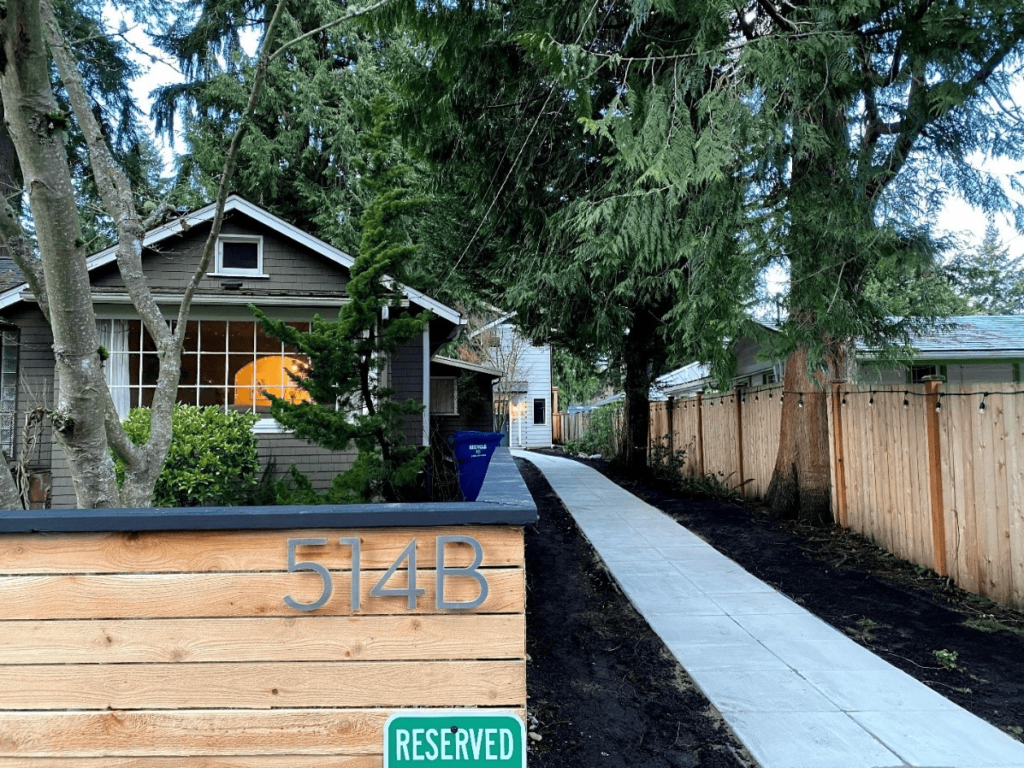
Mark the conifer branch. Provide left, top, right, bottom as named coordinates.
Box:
left=176, top=0, right=290, bottom=338
left=268, top=0, right=390, bottom=63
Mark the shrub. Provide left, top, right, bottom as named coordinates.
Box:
left=564, top=403, right=622, bottom=458
left=118, top=405, right=260, bottom=507
left=648, top=437, right=739, bottom=500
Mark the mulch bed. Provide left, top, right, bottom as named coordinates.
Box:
left=519, top=458, right=755, bottom=768
left=528, top=449, right=1024, bottom=747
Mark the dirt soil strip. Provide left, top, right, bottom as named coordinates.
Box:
left=519, top=459, right=755, bottom=768
left=554, top=452, right=1024, bottom=744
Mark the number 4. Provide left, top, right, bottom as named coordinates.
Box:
left=370, top=539, right=426, bottom=610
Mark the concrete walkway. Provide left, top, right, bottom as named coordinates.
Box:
left=514, top=450, right=1024, bottom=768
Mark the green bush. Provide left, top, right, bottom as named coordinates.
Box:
left=648, top=437, right=739, bottom=500
left=118, top=406, right=260, bottom=507
left=564, top=403, right=622, bottom=458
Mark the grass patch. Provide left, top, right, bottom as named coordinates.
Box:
left=963, top=618, right=1024, bottom=637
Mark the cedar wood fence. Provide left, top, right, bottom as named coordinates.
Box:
left=556, top=382, right=1024, bottom=609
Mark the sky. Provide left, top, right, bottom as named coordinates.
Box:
left=109, top=6, right=1024, bottom=264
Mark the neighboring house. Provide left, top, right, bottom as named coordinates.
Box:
left=462, top=313, right=553, bottom=449
left=429, top=355, right=501, bottom=435
left=652, top=316, right=1024, bottom=397
left=0, top=195, right=463, bottom=508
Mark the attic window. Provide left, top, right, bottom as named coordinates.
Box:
left=215, top=236, right=265, bottom=277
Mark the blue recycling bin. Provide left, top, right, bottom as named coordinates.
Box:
left=451, top=431, right=503, bottom=501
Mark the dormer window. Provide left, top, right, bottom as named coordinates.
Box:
left=215, top=235, right=265, bottom=277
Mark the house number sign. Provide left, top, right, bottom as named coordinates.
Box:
left=284, top=536, right=488, bottom=612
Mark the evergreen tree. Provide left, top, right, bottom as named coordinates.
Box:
left=552, top=349, right=603, bottom=409
left=389, top=0, right=754, bottom=472
left=252, top=100, right=428, bottom=503
left=733, top=0, right=1024, bottom=522
left=946, top=225, right=1024, bottom=314
left=154, top=0, right=407, bottom=254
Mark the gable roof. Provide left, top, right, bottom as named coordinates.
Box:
left=0, top=195, right=461, bottom=324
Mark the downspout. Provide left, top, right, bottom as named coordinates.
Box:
left=422, top=329, right=430, bottom=446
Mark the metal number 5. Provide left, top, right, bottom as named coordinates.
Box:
left=284, top=538, right=333, bottom=612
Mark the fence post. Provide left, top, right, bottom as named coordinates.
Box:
left=735, top=387, right=745, bottom=498
left=924, top=378, right=948, bottom=576
left=830, top=382, right=848, bottom=528
left=696, top=392, right=705, bottom=477
left=666, top=396, right=675, bottom=453
left=551, top=388, right=560, bottom=444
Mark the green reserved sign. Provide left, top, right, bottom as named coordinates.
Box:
left=384, top=711, right=526, bottom=767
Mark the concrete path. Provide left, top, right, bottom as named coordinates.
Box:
left=513, top=450, right=1024, bottom=768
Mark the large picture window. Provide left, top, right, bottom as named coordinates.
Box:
left=98, top=319, right=310, bottom=420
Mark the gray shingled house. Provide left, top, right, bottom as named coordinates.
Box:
left=0, top=195, right=464, bottom=508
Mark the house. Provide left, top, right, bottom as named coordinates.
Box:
left=462, top=314, right=553, bottom=449
left=0, top=196, right=463, bottom=508
left=428, top=355, right=501, bottom=436
left=652, top=316, right=1024, bottom=397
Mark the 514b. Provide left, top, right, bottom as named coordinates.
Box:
left=283, top=536, right=488, bottom=612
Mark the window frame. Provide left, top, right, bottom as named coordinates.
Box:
left=910, top=364, right=939, bottom=384
left=532, top=397, right=547, bottom=426
left=212, top=235, right=267, bottom=278
left=0, top=329, right=19, bottom=458
left=98, top=314, right=313, bottom=435
left=430, top=376, right=459, bottom=416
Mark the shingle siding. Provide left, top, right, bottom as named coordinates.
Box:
left=391, top=331, right=426, bottom=446
left=5, top=304, right=55, bottom=471
left=256, top=433, right=357, bottom=491
left=90, top=215, right=349, bottom=295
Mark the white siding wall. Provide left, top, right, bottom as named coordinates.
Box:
left=497, top=324, right=552, bottom=449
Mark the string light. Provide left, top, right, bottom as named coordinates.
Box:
left=979, top=393, right=987, bottom=414
left=903, top=392, right=909, bottom=409
left=798, top=397, right=804, bottom=408
left=935, top=396, right=942, bottom=412
left=841, top=394, right=847, bottom=406
left=868, top=391, right=875, bottom=406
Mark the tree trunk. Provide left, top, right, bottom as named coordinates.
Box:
left=619, top=310, right=659, bottom=474
left=0, top=101, right=28, bottom=510
left=764, top=346, right=833, bottom=524
left=0, top=0, right=121, bottom=507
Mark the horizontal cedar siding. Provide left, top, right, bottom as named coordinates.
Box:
left=0, top=526, right=527, bottom=763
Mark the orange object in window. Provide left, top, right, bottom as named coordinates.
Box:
left=234, top=355, right=311, bottom=407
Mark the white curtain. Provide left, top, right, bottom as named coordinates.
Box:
left=97, top=319, right=131, bottom=419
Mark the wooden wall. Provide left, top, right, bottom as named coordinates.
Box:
left=644, top=382, right=1024, bottom=608
left=0, top=526, right=526, bottom=766
left=555, top=411, right=591, bottom=444
left=834, top=384, right=935, bottom=569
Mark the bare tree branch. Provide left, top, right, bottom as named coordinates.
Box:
left=0, top=201, right=50, bottom=324
left=41, top=0, right=171, bottom=350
